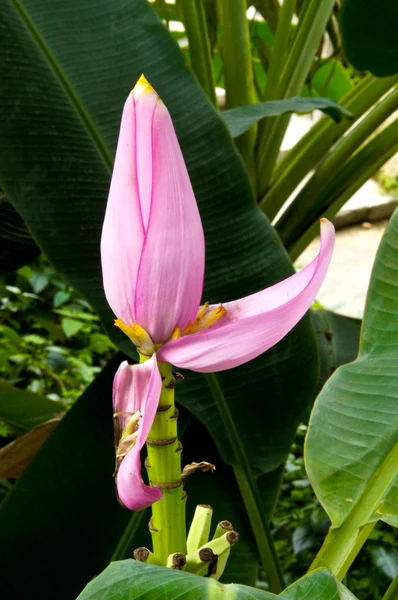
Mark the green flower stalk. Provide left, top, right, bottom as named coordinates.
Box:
left=145, top=360, right=186, bottom=561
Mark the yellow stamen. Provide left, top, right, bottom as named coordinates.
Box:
left=182, top=321, right=194, bottom=335
left=194, top=305, right=226, bottom=333
left=182, top=304, right=227, bottom=336
left=169, top=325, right=181, bottom=341
left=115, top=318, right=155, bottom=355
left=196, top=302, right=209, bottom=320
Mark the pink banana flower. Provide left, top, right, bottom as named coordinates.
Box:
left=101, top=75, right=335, bottom=511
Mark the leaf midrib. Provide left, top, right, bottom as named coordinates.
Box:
left=11, top=0, right=113, bottom=172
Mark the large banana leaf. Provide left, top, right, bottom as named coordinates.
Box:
left=306, top=211, right=398, bottom=577
left=76, top=560, right=278, bottom=600
left=0, top=0, right=319, bottom=589
left=76, top=562, right=359, bottom=600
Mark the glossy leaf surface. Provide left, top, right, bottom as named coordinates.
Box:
left=306, top=212, right=398, bottom=572
left=280, top=568, right=357, bottom=599
left=77, top=560, right=278, bottom=600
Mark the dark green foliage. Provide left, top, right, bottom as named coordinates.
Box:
left=341, top=0, right=398, bottom=76
left=0, top=193, right=39, bottom=275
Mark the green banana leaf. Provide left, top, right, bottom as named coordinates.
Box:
left=76, top=562, right=359, bottom=600
left=76, top=560, right=278, bottom=600
left=306, top=211, right=398, bottom=576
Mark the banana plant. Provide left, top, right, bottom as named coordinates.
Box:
left=0, top=1, right=397, bottom=599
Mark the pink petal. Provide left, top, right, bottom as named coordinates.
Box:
left=134, top=96, right=205, bottom=343
left=113, top=355, right=162, bottom=511
left=158, top=219, right=335, bottom=372
left=100, top=90, right=151, bottom=325
left=101, top=76, right=205, bottom=344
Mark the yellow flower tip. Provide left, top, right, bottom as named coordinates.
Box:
left=138, top=73, right=149, bottom=85
left=133, top=73, right=156, bottom=98
left=114, top=318, right=155, bottom=355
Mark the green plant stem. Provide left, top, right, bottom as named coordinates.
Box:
left=145, top=359, right=186, bottom=564
left=260, top=73, right=398, bottom=219
left=255, top=0, right=295, bottom=184
left=179, top=0, right=217, bottom=107
left=309, top=443, right=398, bottom=579
left=218, top=0, right=256, bottom=183
left=257, top=0, right=335, bottom=195
left=286, top=117, right=398, bottom=260
left=383, top=575, right=398, bottom=600
left=205, top=373, right=285, bottom=593
left=263, top=0, right=296, bottom=102
left=276, top=87, right=398, bottom=245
